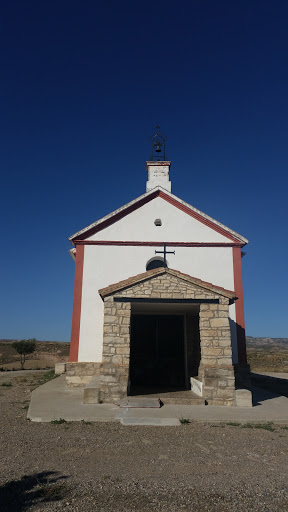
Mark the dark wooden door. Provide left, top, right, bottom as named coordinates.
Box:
left=130, top=314, right=185, bottom=388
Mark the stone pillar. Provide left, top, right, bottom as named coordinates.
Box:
left=99, top=297, right=131, bottom=403
left=199, top=298, right=235, bottom=406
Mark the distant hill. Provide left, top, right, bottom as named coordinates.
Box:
left=1, top=336, right=287, bottom=373
left=246, top=337, right=288, bottom=350
left=0, top=339, right=70, bottom=370
left=246, top=337, right=288, bottom=372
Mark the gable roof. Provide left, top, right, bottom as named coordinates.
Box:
left=99, top=267, right=237, bottom=301
left=69, top=186, right=248, bottom=245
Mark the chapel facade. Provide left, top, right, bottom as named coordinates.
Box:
left=66, top=139, right=252, bottom=407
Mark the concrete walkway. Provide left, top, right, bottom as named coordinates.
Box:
left=27, top=373, right=288, bottom=426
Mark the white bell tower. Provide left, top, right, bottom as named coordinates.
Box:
left=146, top=161, right=171, bottom=192
left=146, top=126, right=171, bottom=193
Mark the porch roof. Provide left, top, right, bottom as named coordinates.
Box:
left=99, top=267, right=237, bottom=300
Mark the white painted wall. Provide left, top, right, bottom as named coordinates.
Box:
left=87, top=197, right=232, bottom=243
left=146, top=163, right=171, bottom=192
left=78, top=244, right=238, bottom=364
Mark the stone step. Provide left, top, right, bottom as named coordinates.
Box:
left=117, top=397, right=161, bottom=408
left=160, top=396, right=205, bottom=405
left=83, top=377, right=100, bottom=404
left=129, top=390, right=205, bottom=406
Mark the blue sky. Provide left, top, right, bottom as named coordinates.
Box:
left=1, top=1, right=287, bottom=341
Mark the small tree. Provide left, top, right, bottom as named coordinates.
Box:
left=12, top=339, right=36, bottom=370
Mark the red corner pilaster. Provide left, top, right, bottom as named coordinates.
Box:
left=69, top=244, right=84, bottom=362
left=233, top=246, right=247, bottom=365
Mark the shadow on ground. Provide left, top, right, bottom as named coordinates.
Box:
left=251, top=373, right=288, bottom=406
left=0, top=470, right=70, bottom=511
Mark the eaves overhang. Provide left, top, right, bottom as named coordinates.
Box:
left=69, top=186, right=249, bottom=246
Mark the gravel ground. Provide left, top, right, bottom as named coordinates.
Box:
left=0, top=372, right=287, bottom=511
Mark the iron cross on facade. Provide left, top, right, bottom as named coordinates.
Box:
left=155, top=243, right=175, bottom=268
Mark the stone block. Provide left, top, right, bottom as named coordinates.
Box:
left=201, top=357, right=218, bottom=366
left=223, top=348, right=232, bottom=356
left=83, top=377, right=100, bottom=404
left=217, top=304, right=229, bottom=311
left=105, top=315, right=118, bottom=324
left=203, top=378, right=220, bottom=387
left=216, top=387, right=235, bottom=398
left=199, top=320, right=210, bottom=328
left=111, top=355, right=123, bottom=364
left=205, top=348, right=223, bottom=356
left=115, top=346, right=130, bottom=355
left=117, top=309, right=131, bottom=316
left=66, top=376, right=92, bottom=387
left=216, top=357, right=233, bottom=366
left=210, top=318, right=229, bottom=328
left=199, top=311, right=214, bottom=318
left=219, top=297, right=229, bottom=305
left=203, top=386, right=215, bottom=399
left=55, top=363, right=66, bottom=375
left=235, top=389, right=252, bottom=407
left=200, top=329, right=217, bottom=337
left=218, top=339, right=231, bottom=347
left=173, top=292, right=184, bottom=298
left=101, top=375, right=118, bottom=383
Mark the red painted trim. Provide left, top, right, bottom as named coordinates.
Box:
left=146, top=161, right=171, bottom=170
left=233, top=247, right=247, bottom=365
left=75, top=191, right=159, bottom=240
left=159, top=191, right=239, bottom=242
left=73, top=240, right=244, bottom=248
left=69, top=244, right=84, bottom=362
left=71, top=189, right=244, bottom=244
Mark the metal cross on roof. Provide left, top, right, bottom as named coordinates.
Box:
left=155, top=243, right=175, bottom=268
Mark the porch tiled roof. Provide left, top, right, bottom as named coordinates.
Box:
left=99, top=267, right=236, bottom=300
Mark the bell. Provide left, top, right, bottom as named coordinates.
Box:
left=155, top=144, right=161, bottom=153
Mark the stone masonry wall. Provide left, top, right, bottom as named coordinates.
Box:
left=66, top=362, right=101, bottom=387
left=99, top=272, right=236, bottom=404
left=99, top=298, right=131, bottom=403
left=114, top=274, right=217, bottom=301
left=199, top=298, right=235, bottom=406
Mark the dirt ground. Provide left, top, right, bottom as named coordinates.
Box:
left=0, top=372, right=288, bottom=512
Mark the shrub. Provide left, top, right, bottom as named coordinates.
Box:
left=179, top=418, right=190, bottom=425
left=12, top=339, right=36, bottom=370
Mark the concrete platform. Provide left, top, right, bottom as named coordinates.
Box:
left=27, top=373, right=288, bottom=426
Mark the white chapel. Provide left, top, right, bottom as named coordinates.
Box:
left=67, top=129, right=252, bottom=407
